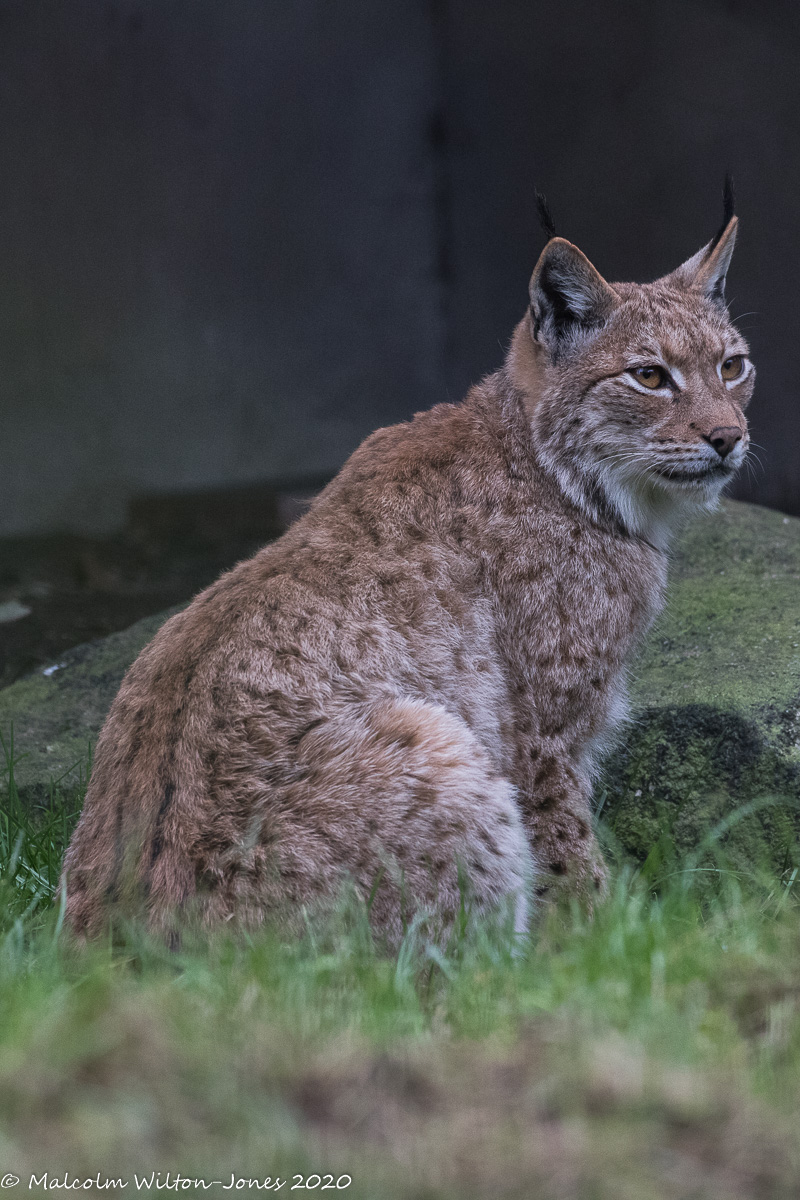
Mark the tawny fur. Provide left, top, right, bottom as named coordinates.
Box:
left=61, top=214, right=754, bottom=941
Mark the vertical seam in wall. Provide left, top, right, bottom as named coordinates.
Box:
left=427, top=0, right=454, bottom=399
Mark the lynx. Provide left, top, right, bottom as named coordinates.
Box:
left=62, top=193, right=753, bottom=941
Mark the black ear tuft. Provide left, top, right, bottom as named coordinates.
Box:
left=723, top=172, right=736, bottom=225
left=710, top=172, right=736, bottom=252
left=535, top=190, right=557, bottom=241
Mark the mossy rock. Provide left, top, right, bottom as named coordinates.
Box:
left=603, top=500, right=800, bottom=875
left=0, top=608, right=183, bottom=808
left=1, top=501, right=799, bottom=875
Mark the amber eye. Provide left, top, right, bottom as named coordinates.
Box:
left=721, top=355, right=745, bottom=382
left=629, top=365, right=667, bottom=390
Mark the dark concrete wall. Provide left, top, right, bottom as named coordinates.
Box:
left=0, top=0, right=796, bottom=535
left=0, top=0, right=442, bottom=534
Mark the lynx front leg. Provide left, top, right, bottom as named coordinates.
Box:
left=520, top=751, right=607, bottom=900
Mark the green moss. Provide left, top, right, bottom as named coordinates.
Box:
left=0, top=607, right=182, bottom=806
left=603, top=704, right=800, bottom=873
left=600, top=501, right=800, bottom=870
left=632, top=500, right=800, bottom=712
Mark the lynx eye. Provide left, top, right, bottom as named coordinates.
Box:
left=629, top=365, right=667, bottom=390
left=721, top=355, right=745, bottom=381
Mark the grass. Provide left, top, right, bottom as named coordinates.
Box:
left=2, top=746, right=800, bottom=1198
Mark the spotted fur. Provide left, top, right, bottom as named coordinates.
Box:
left=61, top=212, right=753, bottom=941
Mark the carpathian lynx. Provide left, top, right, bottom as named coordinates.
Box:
left=62, top=192, right=753, bottom=941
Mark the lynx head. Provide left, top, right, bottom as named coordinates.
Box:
left=516, top=187, right=753, bottom=549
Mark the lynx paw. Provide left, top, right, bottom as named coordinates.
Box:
left=535, top=842, right=608, bottom=910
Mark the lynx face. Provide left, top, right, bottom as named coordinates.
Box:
left=526, top=212, right=753, bottom=545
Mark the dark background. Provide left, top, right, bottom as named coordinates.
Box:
left=0, top=0, right=796, bottom=541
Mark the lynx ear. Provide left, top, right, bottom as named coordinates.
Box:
left=668, top=218, right=738, bottom=308
left=529, top=238, right=620, bottom=354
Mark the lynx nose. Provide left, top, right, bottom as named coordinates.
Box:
left=704, top=426, right=742, bottom=460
